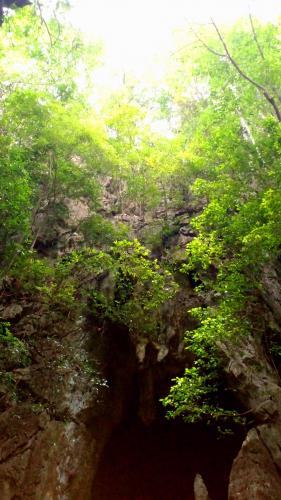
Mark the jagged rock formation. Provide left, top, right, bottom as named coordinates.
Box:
left=226, top=264, right=281, bottom=499
left=0, top=183, right=281, bottom=499
left=0, top=267, right=192, bottom=498
left=194, top=474, right=212, bottom=500
left=0, top=297, right=109, bottom=499
left=0, top=278, right=239, bottom=499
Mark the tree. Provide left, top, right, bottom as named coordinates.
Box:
left=0, top=7, right=113, bottom=269
left=162, top=18, right=281, bottom=424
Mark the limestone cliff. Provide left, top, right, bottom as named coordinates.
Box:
left=0, top=186, right=281, bottom=500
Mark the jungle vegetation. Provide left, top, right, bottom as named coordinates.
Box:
left=1, top=1, right=281, bottom=426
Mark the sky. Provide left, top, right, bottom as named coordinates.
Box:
left=68, top=0, right=281, bottom=83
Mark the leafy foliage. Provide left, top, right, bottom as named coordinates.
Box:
left=10, top=240, right=177, bottom=339
left=0, top=321, right=30, bottom=393
left=0, top=322, right=30, bottom=366
left=81, top=214, right=129, bottom=247
left=0, top=8, right=116, bottom=270
left=100, top=240, right=178, bottom=337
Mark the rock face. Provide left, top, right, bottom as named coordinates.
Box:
left=0, top=410, right=100, bottom=500
left=229, top=427, right=281, bottom=499
left=0, top=191, right=205, bottom=498
left=0, top=312, right=111, bottom=499
left=0, top=268, right=243, bottom=500
left=1, top=185, right=281, bottom=498
left=194, top=474, right=212, bottom=500
left=226, top=263, right=281, bottom=499
left=0, top=274, right=200, bottom=499
left=226, top=342, right=281, bottom=500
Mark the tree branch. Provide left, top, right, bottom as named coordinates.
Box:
left=211, top=18, right=281, bottom=122
left=249, top=14, right=281, bottom=105
left=249, top=13, right=265, bottom=60
left=190, top=26, right=225, bottom=58
left=37, top=1, right=53, bottom=46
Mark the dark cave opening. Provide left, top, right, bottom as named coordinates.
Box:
left=92, top=416, right=242, bottom=500
left=90, top=324, right=245, bottom=500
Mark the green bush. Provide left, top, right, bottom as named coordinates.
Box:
left=81, top=214, right=129, bottom=246
left=0, top=322, right=30, bottom=370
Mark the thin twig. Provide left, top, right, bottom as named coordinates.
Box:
left=190, top=25, right=225, bottom=58
left=249, top=14, right=281, bottom=105
left=37, top=0, right=53, bottom=46
left=249, top=13, right=265, bottom=60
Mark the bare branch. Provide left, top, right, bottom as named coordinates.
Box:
left=37, top=0, right=53, bottom=46
left=249, top=13, right=265, bottom=60
left=211, top=18, right=281, bottom=122
left=170, top=40, right=200, bottom=58
left=190, top=25, right=225, bottom=58
left=249, top=14, right=281, bottom=105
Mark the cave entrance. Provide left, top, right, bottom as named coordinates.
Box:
left=92, top=416, right=241, bottom=500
